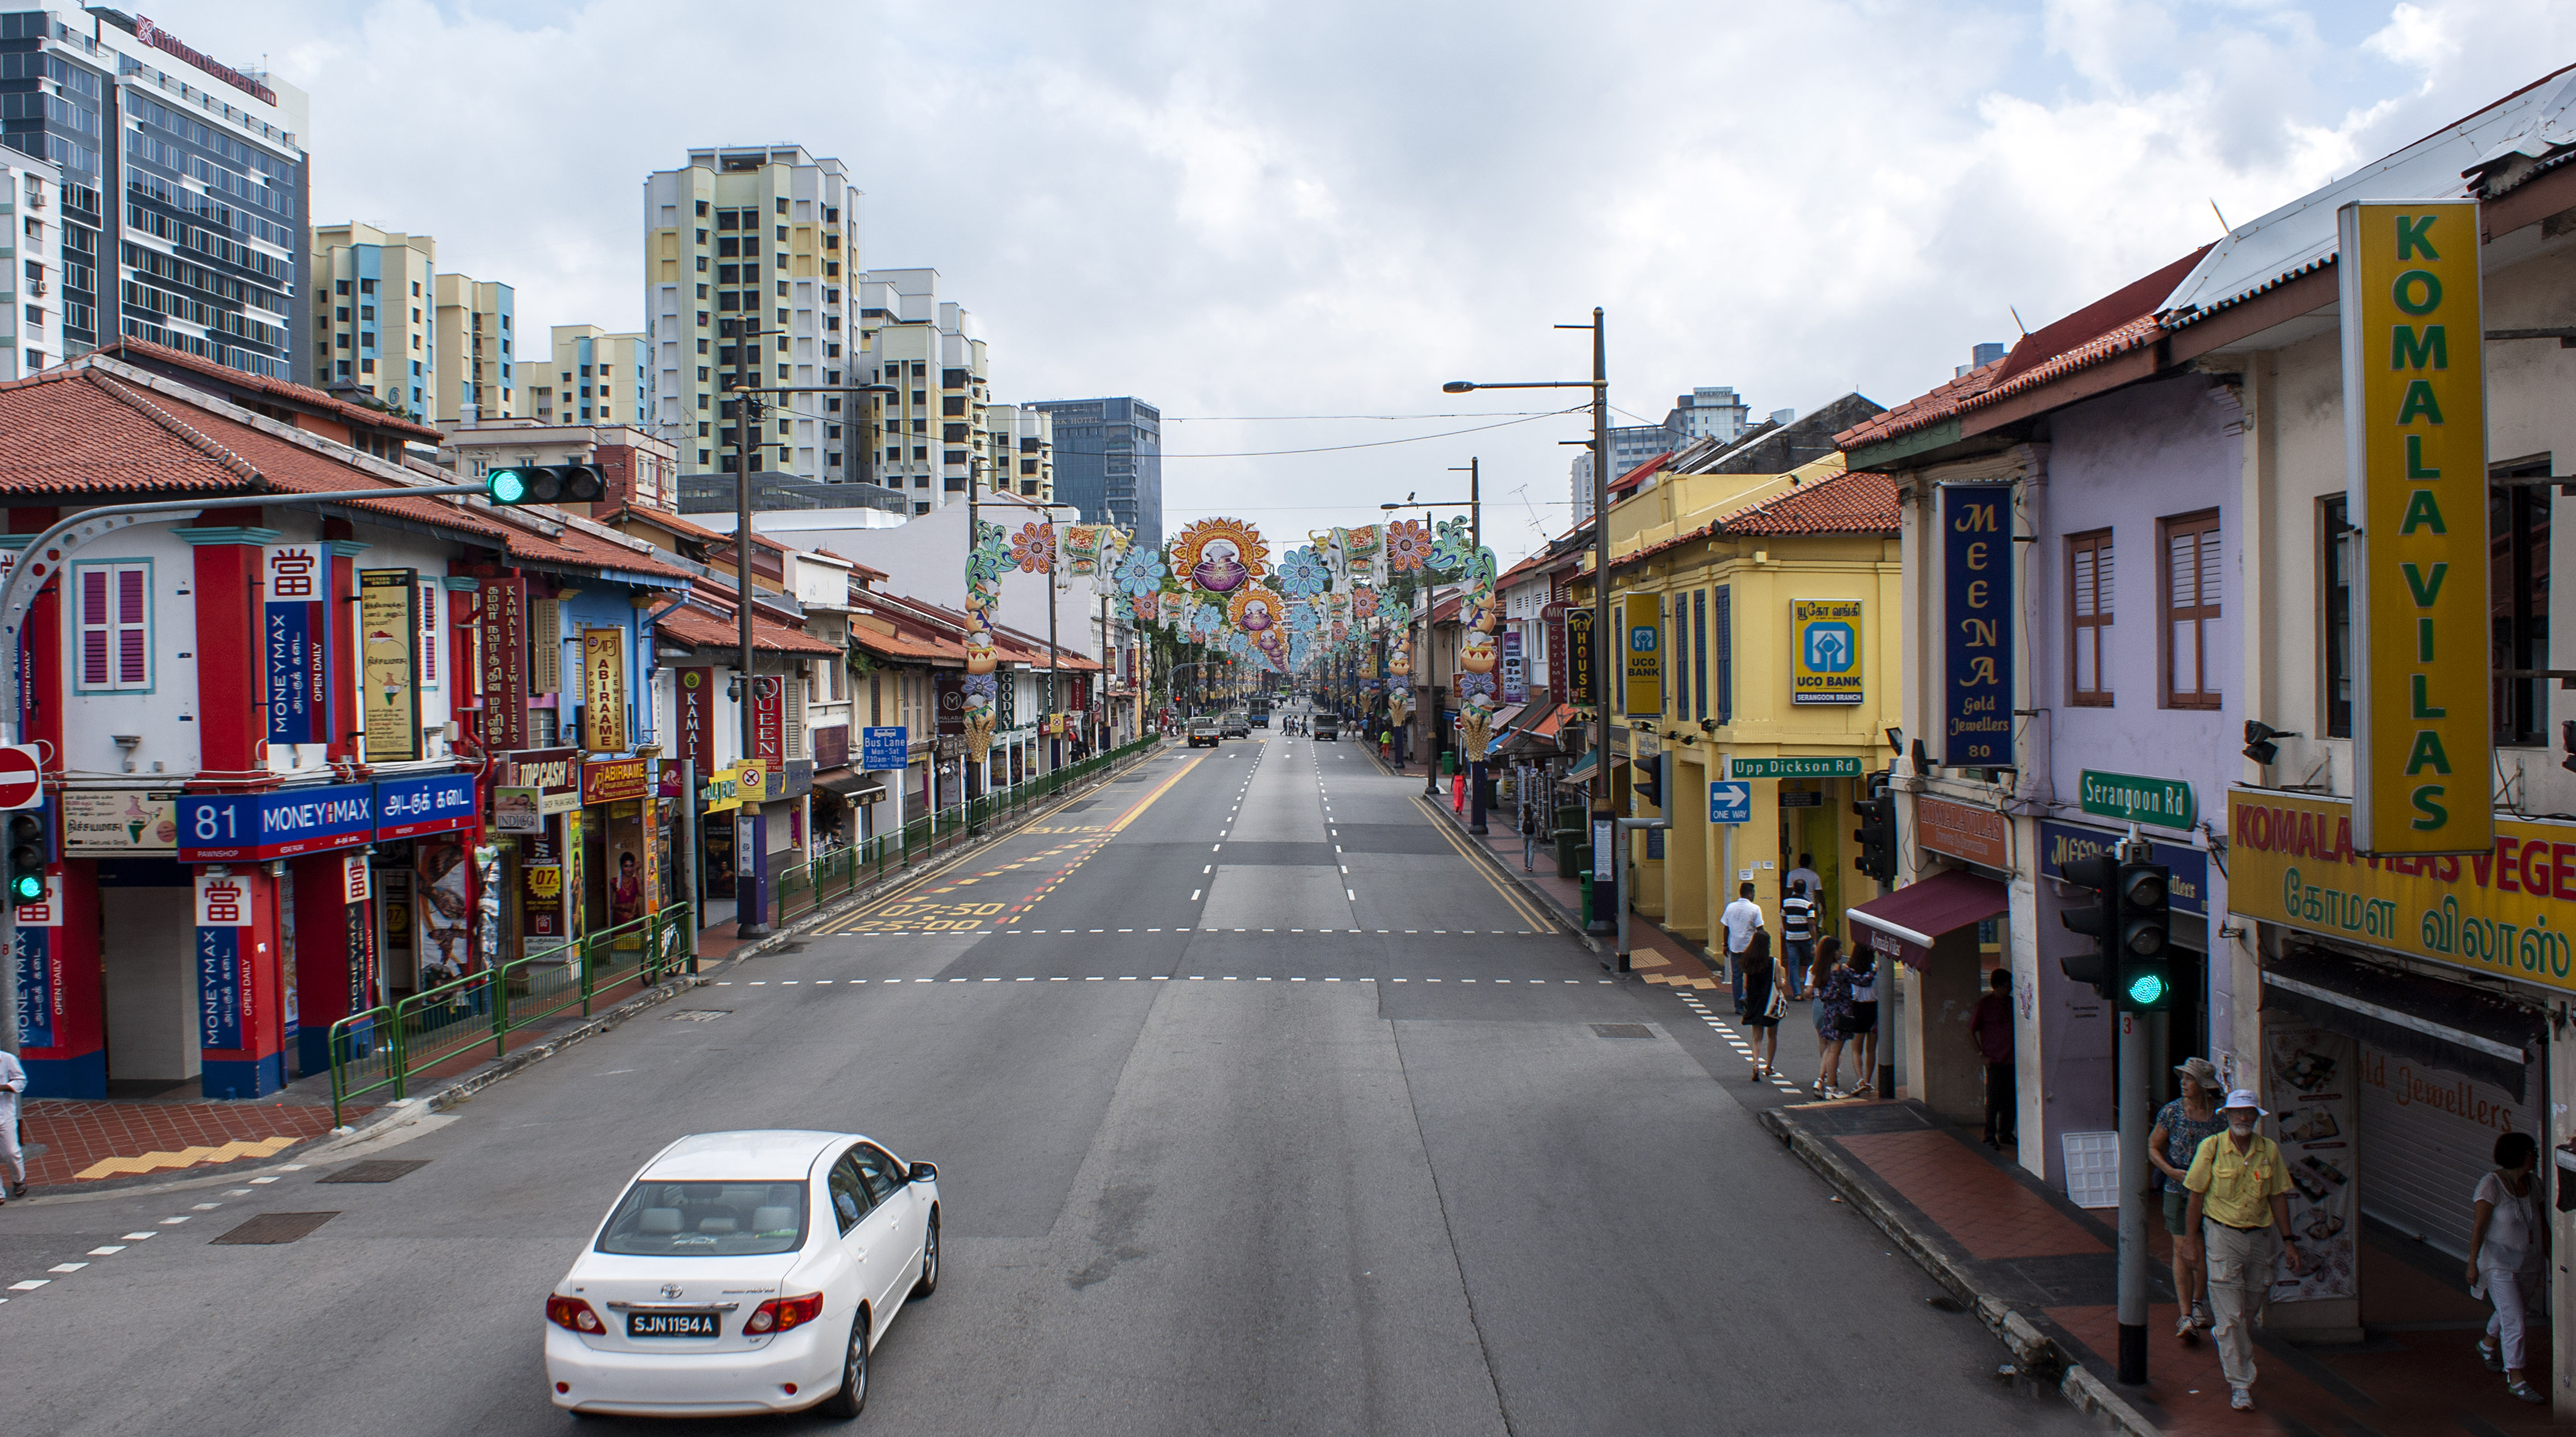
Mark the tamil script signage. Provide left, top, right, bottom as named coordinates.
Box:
left=1790, top=598, right=1863, bottom=706
left=1941, top=485, right=2012, bottom=765
left=2040, top=820, right=2209, bottom=918
left=60, top=790, right=177, bottom=854
left=373, top=772, right=477, bottom=841
left=261, top=544, right=328, bottom=746
left=1728, top=755, right=1862, bottom=779
left=2229, top=788, right=2576, bottom=994
left=358, top=569, right=420, bottom=762
left=582, top=755, right=651, bottom=805
left=179, top=782, right=375, bottom=862
left=2338, top=199, right=2491, bottom=857
left=581, top=628, right=629, bottom=754
left=2078, top=769, right=2197, bottom=829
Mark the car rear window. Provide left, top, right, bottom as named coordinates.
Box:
left=597, top=1180, right=808, bottom=1256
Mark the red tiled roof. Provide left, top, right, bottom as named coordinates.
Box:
left=1836, top=247, right=2210, bottom=454
left=94, top=338, right=443, bottom=441
left=1717, top=469, right=1900, bottom=536
left=850, top=622, right=964, bottom=663
left=655, top=604, right=840, bottom=656
left=1607, top=451, right=1674, bottom=498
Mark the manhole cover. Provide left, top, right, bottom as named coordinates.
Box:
left=1589, top=1023, right=1654, bottom=1039
left=666, top=1009, right=730, bottom=1022
left=212, top=1212, right=338, bottom=1245
left=319, top=1160, right=429, bottom=1184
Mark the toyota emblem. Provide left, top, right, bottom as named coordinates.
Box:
left=658, top=1284, right=684, bottom=1299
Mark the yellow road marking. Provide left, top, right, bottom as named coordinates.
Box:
left=1412, top=795, right=1556, bottom=931
left=77, top=1134, right=300, bottom=1180
left=1105, top=755, right=1203, bottom=833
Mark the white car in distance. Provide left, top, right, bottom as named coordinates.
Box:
left=545, top=1130, right=940, bottom=1420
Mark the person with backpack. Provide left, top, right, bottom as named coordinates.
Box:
left=1842, top=945, right=1880, bottom=1096
left=1779, top=879, right=1818, bottom=999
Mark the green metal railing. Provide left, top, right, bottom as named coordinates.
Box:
left=327, top=902, right=695, bottom=1128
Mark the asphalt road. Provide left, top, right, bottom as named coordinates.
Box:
left=0, top=712, right=2076, bottom=1435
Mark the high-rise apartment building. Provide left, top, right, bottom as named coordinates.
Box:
left=1667, top=385, right=1750, bottom=444
left=309, top=222, right=435, bottom=417
left=1570, top=383, right=1760, bottom=521
left=984, top=403, right=1054, bottom=503
left=1029, top=397, right=1162, bottom=556
left=0, top=152, right=65, bottom=376
left=522, top=324, right=650, bottom=428
left=858, top=267, right=991, bottom=516
left=642, top=144, right=859, bottom=482
left=0, top=7, right=309, bottom=378
left=431, top=272, right=516, bottom=422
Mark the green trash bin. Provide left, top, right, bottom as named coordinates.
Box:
left=1554, top=830, right=1583, bottom=879
left=1440, top=750, right=1458, bottom=777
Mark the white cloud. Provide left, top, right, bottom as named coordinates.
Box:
left=130, top=0, right=2576, bottom=567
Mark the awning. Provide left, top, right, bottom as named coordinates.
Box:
left=1560, top=750, right=1601, bottom=785
left=2263, top=945, right=2545, bottom=1101
left=1482, top=703, right=1528, bottom=757
left=1846, top=868, right=2009, bottom=969
left=813, top=767, right=886, bottom=802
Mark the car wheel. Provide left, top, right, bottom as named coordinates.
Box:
left=817, top=1312, right=869, bottom=1419
left=911, top=1209, right=940, bottom=1298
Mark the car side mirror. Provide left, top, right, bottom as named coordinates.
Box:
left=908, top=1161, right=937, bottom=1184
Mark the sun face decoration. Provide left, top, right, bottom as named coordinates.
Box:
left=1384, top=519, right=1430, bottom=572
left=1227, top=588, right=1279, bottom=635
left=1172, top=517, right=1269, bottom=595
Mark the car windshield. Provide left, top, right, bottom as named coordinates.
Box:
left=596, top=1180, right=808, bottom=1256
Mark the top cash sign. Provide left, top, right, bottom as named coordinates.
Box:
left=2339, top=200, right=2490, bottom=855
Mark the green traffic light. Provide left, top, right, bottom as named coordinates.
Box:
left=488, top=469, right=528, bottom=504
left=10, top=872, right=42, bottom=901
left=2124, top=971, right=2169, bottom=1006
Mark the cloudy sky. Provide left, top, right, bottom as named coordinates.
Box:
left=151, top=0, right=2576, bottom=566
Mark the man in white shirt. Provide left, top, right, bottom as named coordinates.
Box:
left=1720, top=882, right=1764, bottom=1018
left=1785, top=853, right=1822, bottom=902
left=0, top=1046, right=25, bottom=1202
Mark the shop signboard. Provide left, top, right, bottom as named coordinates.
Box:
left=1542, top=602, right=1569, bottom=702
left=14, top=918, right=54, bottom=1048
left=861, top=726, right=908, bottom=770
left=261, top=544, right=328, bottom=745
left=580, top=627, right=629, bottom=753
left=2040, top=820, right=2209, bottom=917
left=581, top=755, right=652, bottom=805
left=813, top=724, right=849, bottom=770
left=1920, top=795, right=2008, bottom=869
left=60, top=790, right=177, bottom=853
left=493, top=787, right=544, bottom=835
left=1727, top=755, right=1862, bottom=779
left=358, top=569, right=421, bottom=762
left=1941, top=485, right=2012, bottom=765
left=2339, top=199, right=2491, bottom=857
left=342, top=854, right=371, bottom=904
left=375, top=772, right=478, bottom=841
left=1789, top=598, right=1864, bottom=706
left=753, top=676, right=786, bottom=763
left=194, top=870, right=253, bottom=1052
left=933, top=672, right=965, bottom=737
left=675, top=667, right=713, bottom=767
left=1565, top=607, right=1594, bottom=708
left=2228, top=788, right=2576, bottom=995
left=2265, top=1023, right=2359, bottom=1302
left=701, top=760, right=765, bottom=815
left=1501, top=630, right=1527, bottom=704
left=2078, top=769, right=2197, bottom=829
left=179, top=782, right=375, bottom=862
left=1620, top=594, right=1661, bottom=718
left=478, top=578, right=530, bottom=750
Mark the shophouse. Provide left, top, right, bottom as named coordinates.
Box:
left=1842, top=67, right=2576, bottom=1395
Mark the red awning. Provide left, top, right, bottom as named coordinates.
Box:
left=1846, top=868, right=2008, bottom=969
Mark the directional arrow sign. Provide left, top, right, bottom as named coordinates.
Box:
left=0, top=744, right=40, bottom=810
left=1709, top=781, right=1751, bottom=825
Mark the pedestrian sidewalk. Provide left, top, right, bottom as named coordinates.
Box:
left=17, top=1096, right=351, bottom=1190
left=1763, top=1099, right=2556, bottom=1435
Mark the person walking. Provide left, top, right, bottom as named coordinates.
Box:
left=1785, top=853, right=1822, bottom=903
left=1779, top=880, right=1818, bottom=999
left=1720, top=882, right=1764, bottom=1019
left=0, top=1044, right=25, bottom=1203
left=1740, top=927, right=1785, bottom=1080
left=2149, top=1058, right=2227, bottom=1340
left=2469, top=1132, right=2550, bottom=1403
left=1843, top=945, right=1879, bottom=1096
left=1809, top=935, right=1854, bottom=1097
left=1969, top=968, right=2016, bottom=1149
left=2184, top=1088, right=2309, bottom=1412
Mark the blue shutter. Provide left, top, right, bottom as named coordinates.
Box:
left=1714, top=585, right=1731, bottom=725
left=1694, top=589, right=1709, bottom=721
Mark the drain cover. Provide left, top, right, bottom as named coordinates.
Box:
left=666, top=1009, right=730, bottom=1022
left=319, top=1160, right=428, bottom=1184
left=212, top=1212, right=339, bottom=1245
left=1589, top=1023, right=1654, bottom=1039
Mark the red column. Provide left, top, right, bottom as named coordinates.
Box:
left=195, top=866, right=285, bottom=1099
left=191, top=536, right=262, bottom=777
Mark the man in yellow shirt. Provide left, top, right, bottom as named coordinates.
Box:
left=2184, top=1087, right=2309, bottom=1411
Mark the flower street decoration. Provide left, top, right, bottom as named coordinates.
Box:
left=1172, top=517, right=1269, bottom=595
left=1350, top=584, right=1379, bottom=621
left=1114, top=543, right=1166, bottom=598
left=1384, top=519, right=1430, bottom=573
left=1274, top=545, right=1330, bottom=599
left=1190, top=602, right=1225, bottom=639
left=1011, top=521, right=1056, bottom=575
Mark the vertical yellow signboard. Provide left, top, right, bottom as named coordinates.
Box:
left=1622, top=593, right=1662, bottom=718
left=2340, top=200, right=2490, bottom=854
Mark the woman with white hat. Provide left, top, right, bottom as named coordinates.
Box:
left=2182, top=1088, right=2308, bottom=1413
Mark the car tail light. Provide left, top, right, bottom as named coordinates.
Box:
left=546, top=1295, right=604, bottom=1333
left=744, top=1292, right=825, bottom=1334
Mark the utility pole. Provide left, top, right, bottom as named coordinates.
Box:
left=965, top=458, right=980, bottom=802
left=1453, top=458, right=1487, bottom=834
left=729, top=319, right=768, bottom=939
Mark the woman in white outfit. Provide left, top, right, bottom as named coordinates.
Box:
left=0, top=1046, right=25, bottom=1203
left=2467, top=1130, right=2548, bottom=1404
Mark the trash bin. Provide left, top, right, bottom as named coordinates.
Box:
left=1440, top=750, right=1457, bottom=777
left=1554, top=830, right=1583, bottom=879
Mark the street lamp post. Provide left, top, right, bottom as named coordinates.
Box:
left=1444, top=309, right=1612, bottom=936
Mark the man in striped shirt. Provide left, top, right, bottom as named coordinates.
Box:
left=1780, top=880, right=1818, bottom=1000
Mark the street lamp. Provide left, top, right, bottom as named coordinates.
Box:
left=1443, top=308, right=1612, bottom=939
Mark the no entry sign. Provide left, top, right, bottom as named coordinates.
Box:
left=0, top=744, right=40, bottom=810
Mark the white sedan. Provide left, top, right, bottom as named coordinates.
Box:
left=545, top=1130, right=941, bottom=1419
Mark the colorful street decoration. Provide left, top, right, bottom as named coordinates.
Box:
left=1011, top=521, right=1056, bottom=575
left=1171, top=517, right=1268, bottom=594
left=1384, top=519, right=1431, bottom=573
left=1227, top=588, right=1281, bottom=637
left=962, top=518, right=1010, bottom=762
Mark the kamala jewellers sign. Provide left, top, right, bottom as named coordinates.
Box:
left=2338, top=199, right=2490, bottom=857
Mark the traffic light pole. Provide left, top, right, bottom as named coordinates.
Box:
left=730, top=323, right=768, bottom=940
left=2114, top=832, right=2158, bottom=1386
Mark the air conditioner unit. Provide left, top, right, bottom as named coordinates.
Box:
left=30, top=281, right=46, bottom=297
left=26, top=192, right=44, bottom=209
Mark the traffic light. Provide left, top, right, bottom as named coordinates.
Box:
left=2115, top=861, right=2174, bottom=1011
left=6, top=808, right=48, bottom=911
left=1851, top=770, right=1896, bottom=883
left=2058, top=852, right=2118, bottom=997
left=485, top=463, right=605, bottom=507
